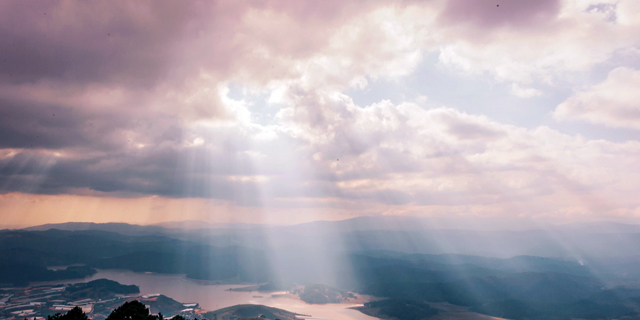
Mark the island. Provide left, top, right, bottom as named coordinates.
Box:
left=0, top=279, right=311, bottom=320
left=202, top=304, right=301, bottom=320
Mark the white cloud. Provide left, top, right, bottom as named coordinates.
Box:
left=511, top=83, right=542, bottom=98
left=266, top=69, right=640, bottom=220
left=437, top=0, right=640, bottom=90
left=554, top=67, right=640, bottom=129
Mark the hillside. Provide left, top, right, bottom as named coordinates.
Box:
left=201, top=304, right=300, bottom=320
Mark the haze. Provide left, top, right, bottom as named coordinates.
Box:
left=6, top=3, right=640, bottom=320
left=2, top=1, right=640, bottom=228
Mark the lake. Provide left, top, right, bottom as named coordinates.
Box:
left=34, top=269, right=381, bottom=320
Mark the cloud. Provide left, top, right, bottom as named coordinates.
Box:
left=554, top=67, right=640, bottom=129
left=440, top=0, right=561, bottom=30
left=271, top=75, right=640, bottom=219
left=0, top=1, right=200, bottom=86
left=437, top=0, right=640, bottom=87
left=1, top=0, right=640, bottom=224
left=510, top=83, right=542, bottom=98
left=0, top=96, right=181, bottom=151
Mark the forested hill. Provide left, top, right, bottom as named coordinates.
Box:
left=6, top=221, right=640, bottom=319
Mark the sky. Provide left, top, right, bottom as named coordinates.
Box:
left=2, top=0, right=640, bottom=228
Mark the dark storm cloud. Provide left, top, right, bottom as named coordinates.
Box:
left=0, top=144, right=173, bottom=194
left=1, top=0, right=434, bottom=205
left=0, top=90, right=270, bottom=203
left=0, top=0, right=391, bottom=202
left=0, top=97, right=124, bottom=150
left=0, top=96, right=184, bottom=150
left=0, top=95, right=190, bottom=198
left=0, top=144, right=265, bottom=205
left=0, top=0, right=393, bottom=87
left=441, top=0, right=561, bottom=30
left=0, top=1, right=202, bottom=87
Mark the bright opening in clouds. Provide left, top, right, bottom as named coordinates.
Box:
left=2, top=0, right=640, bottom=228
left=6, top=3, right=640, bottom=320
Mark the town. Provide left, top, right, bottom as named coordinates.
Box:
left=0, top=280, right=201, bottom=320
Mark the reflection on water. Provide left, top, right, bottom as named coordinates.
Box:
left=32, top=270, right=380, bottom=320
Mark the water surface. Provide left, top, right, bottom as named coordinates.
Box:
left=34, top=269, right=380, bottom=320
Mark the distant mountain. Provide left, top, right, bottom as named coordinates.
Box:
left=18, top=219, right=640, bottom=260
left=554, top=221, right=640, bottom=234
left=287, top=215, right=551, bottom=233
left=3, top=226, right=640, bottom=320
left=288, top=216, right=640, bottom=233
left=21, top=217, right=640, bottom=236
left=21, top=221, right=267, bottom=235
left=22, top=222, right=169, bottom=235
left=152, top=220, right=264, bottom=230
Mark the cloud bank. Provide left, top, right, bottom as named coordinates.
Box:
left=2, top=0, right=640, bottom=225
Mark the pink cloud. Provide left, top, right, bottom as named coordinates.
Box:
left=1, top=0, right=640, bottom=225
left=440, top=0, right=560, bottom=30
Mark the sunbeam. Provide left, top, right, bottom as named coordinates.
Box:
left=3, top=1, right=640, bottom=320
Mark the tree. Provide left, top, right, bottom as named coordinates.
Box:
left=47, top=307, right=89, bottom=320
left=106, top=300, right=160, bottom=320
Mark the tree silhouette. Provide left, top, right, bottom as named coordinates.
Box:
left=47, top=307, right=88, bottom=320
left=106, top=300, right=160, bottom=320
